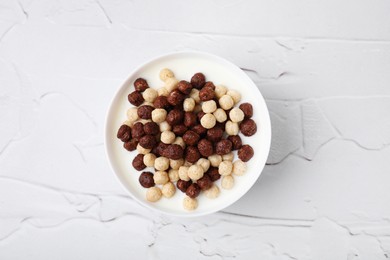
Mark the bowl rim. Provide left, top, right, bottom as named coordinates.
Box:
left=104, top=50, right=271, bottom=217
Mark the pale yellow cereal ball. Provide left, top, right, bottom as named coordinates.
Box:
left=219, top=95, right=234, bottom=110
left=168, top=169, right=179, bottom=182
left=229, top=107, right=245, bottom=123
left=159, top=68, right=174, bottom=82
left=123, top=120, right=133, bottom=127
left=170, top=158, right=184, bottom=170
left=127, top=107, right=139, bottom=123
left=196, top=158, right=210, bottom=172
left=189, top=89, right=200, bottom=103
left=233, top=160, right=247, bottom=176
left=227, top=89, right=241, bottom=104
left=218, top=161, right=233, bottom=176
left=204, top=185, right=220, bottom=199
left=153, top=170, right=169, bottom=185
left=183, top=161, right=193, bottom=167
left=215, top=85, right=227, bottom=99
left=165, top=78, right=179, bottom=92
left=208, top=154, right=222, bottom=167
left=143, top=88, right=158, bottom=103
left=162, top=182, right=176, bottom=198
left=221, top=175, right=234, bottom=189
left=161, top=130, right=175, bottom=144
left=213, top=108, right=227, bottom=123
left=159, top=121, right=171, bottom=132
left=152, top=108, right=167, bottom=123
left=225, top=120, right=239, bottom=135
left=183, top=196, right=198, bottom=211
left=137, top=143, right=151, bottom=155
left=202, top=100, right=217, bottom=113
left=183, top=98, right=195, bottom=112
left=172, top=137, right=186, bottom=149
left=193, top=104, right=202, bottom=113
left=154, top=157, right=170, bottom=171
left=200, top=113, right=216, bottom=129
left=157, top=87, right=169, bottom=97
left=146, top=187, right=162, bottom=202
left=222, top=152, right=234, bottom=162
left=188, top=165, right=204, bottom=181
left=143, top=153, right=156, bottom=167
left=178, top=166, right=190, bottom=181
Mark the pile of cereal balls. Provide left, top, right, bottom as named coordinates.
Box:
left=116, top=69, right=257, bottom=211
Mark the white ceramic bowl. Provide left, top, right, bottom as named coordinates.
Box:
left=105, top=51, right=271, bottom=217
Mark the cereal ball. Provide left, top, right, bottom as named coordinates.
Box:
left=199, top=86, right=215, bottom=101
left=204, top=185, right=220, bottom=199
left=190, top=73, right=206, bottom=89
left=159, top=121, right=171, bottom=132
left=197, top=139, right=214, bottom=157
left=143, top=122, right=159, bottom=136
left=142, top=88, right=158, bottom=103
left=153, top=96, right=170, bottom=109
left=222, top=152, right=234, bottom=162
left=204, top=81, right=216, bottom=90
left=197, top=111, right=205, bottom=122
left=228, top=135, right=242, bottom=150
left=183, top=98, right=195, bottom=112
left=225, top=120, right=239, bottom=136
left=117, top=124, right=132, bottom=142
left=166, top=109, right=184, bottom=126
left=197, top=174, right=212, bottom=190
left=196, top=158, right=210, bottom=172
left=186, top=183, right=201, bottom=198
left=218, top=161, right=233, bottom=176
left=239, top=103, right=253, bottom=118
left=183, top=196, right=198, bottom=211
left=185, top=146, right=201, bottom=163
left=177, top=179, right=192, bottom=192
left=153, top=171, right=169, bottom=185
left=183, top=160, right=193, bottom=167
left=173, top=137, right=186, bottom=149
left=161, top=130, right=175, bottom=144
left=188, top=165, right=204, bottom=181
left=215, top=139, right=233, bottom=155
left=213, top=108, right=227, bottom=123
left=200, top=113, right=216, bottom=129
left=146, top=187, right=162, bottom=202
left=127, top=107, right=139, bottom=123
left=137, top=105, right=154, bottom=120
left=233, top=160, right=247, bottom=176
left=159, top=68, right=174, bottom=82
left=219, top=95, right=234, bottom=110
left=238, top=145, right=254, bottom=162
left=215, top=85, right=227, bottom=99
left=173, top=125, right=188, bottom=136
left=139, top=172, right=155, bottom=188
left=132, top=154, right=146, bottom=171
left=143, top=153, right=156, bottom=167
left=139, top=135, right=157, bottom=149
left=184, top=112, right=197, bottom=128
left=192, top=124, right=207, bottom=137
left=227, top=89, right=241, bottom=104
left=183, top=130, right=200, bottom=146
left=153, top=142, right=169, bottom=157
left=189, top=88, right=200, bottom=103
left=134, top=78, right=149, bottom=92
left=178, top=166, right=190, bottom=181
left=206, top=127, right=223, bottom=142
left=167, top=90, right=185, bottom=106
left=193, top=104, right=202, bottom=113
left=177, top=80, right=192, bottom=95
left=124, top=139, right=138, bottom=151
left=208, top=154, right=222, bottom=167
left=229, top=108, right=245, bottom=123
left=154, top=157, right=170, bottom=171
left=136, top=143, right=151, bottom=155
left=128, top=91, right=144, bottom=106
left=168, top=168, right=179, bottom=182
left=165, top=77, right=179, bottom=92
left=206, top=167, right=221, bottom=182
left=162, top=182, right=176, bottom=198
left=239, top=119, right=257, bottom=136
left=157, top=87, right=169, bottom=97
left=170, top=158, right=184, bottom=170
left=221, top=175, right=234, bottom=189
left=165, top=144, right=184, bottom=160
left=202, top=100, right=217, bottom=113
left=131, top=122, right=145, bottom=140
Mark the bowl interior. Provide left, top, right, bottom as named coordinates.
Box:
left=105, top=51, right=271, bottom=217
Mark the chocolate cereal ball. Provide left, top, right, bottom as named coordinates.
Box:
left=184, top=112, right=197, bottom=128
left=165, top=144, right=184, bottom=160
left=117, top=124, right=132, bottom=142
left=173, top=125, right=188, bottom=136
left=197, top=139, right=214, bottom=157
left=197, top=174, right=212, bottom=191
left=205, top=167, right=220, bottom=182
left=239, top=103, right=253, bottom=118
left=166, top=109, right=184, bottom=126
left=185, top=146, right=201, bottom=163
left=238, top=145, right=254, bottom=162
left=239, top=119, right=257, bottom=136
left=207, top=127, right=223, bottom=142
left=138, top=135, right=157, bottom=149
left=177, top=80, right=193, bottom=95
left=137, top=105, right=154, bottom=120
left=131, top=122, right=145, bottom=140
left=153, top=96, right=170, bottom=109
left=153, top=142, right=169, bottom=157
left=143, top=122, right=159, bottom=135
left=183, top=130, right=200, bottom=146
left=185, top=183, right=201, bottom=198
left=128, top=91, right=144, bottom=106
left=134, top=78, right=149, bottom=92
left=215, top=139, right=233, bottom=155
left=228, top=135, right=242, bottom=150
left=124, top=139, right=138, bottom=151
left=139, top=172, right=155, bottom=188
left=132, top=154, right=146, bottom=171
left=167, top=90, right=185, bottom=106
left=190, top=73, right=206, bottom=89
left=177, top=179, right=192, bottom=193
left=192, top=124, right=207, bottom=137
left=199, top=86, right=215, bottom=101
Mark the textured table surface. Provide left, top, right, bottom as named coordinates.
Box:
left=1, top=0, right=390, bottom=259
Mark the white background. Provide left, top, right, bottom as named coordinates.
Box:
left=1, top=0, right=390, bottom=259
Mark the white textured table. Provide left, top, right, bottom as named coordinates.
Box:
left=1, top=1, right=390, bottom=259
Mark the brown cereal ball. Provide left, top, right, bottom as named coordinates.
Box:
left=215, top=139, right=233, bottom=155
left=165, top=144, right=184, bottom=160
left=159, top=68, right=174, bottom=82
left=162, top=182, right=176, bottom=198
left=153, top=142, right=169, bottom=157
left=177, top=179, right=192, bottom=192
left=117, top=124, right=132, bottom=142
left=154, top=157, right=170, bottom=171
left=192, top=124, right=207, bottom=137
left=239, top=103, right=253, bottom=118
left=166, top=109, right=184, bottom=126
left=184, top=112, right=197, bottom=128
left=197, top=139, right=214, bottom=157
left=182, top=130, right=200, bottom=146
left=227, top=135, right=242, bottom=150
left=204, top=185, right=220, bottom=199
left=167, top=90, right=185, bottom=106
left=137, top=105, right=154, bottom=120
left=185, top=146, right=201, bottom=163
left=183, top=196, right=198, bottom=211
left=238, top=145, right=254, bottom=162
left=128, top=91, right=144, bottom=106
left=131, top=122, right=145, bottom=140
left=134, top=78, right=149, bottom=92
left=132, top=154, right=146, bottom=171
left=221, top=175, right=234, bottom=189
left=199, top=86, right=215, bottom=101
left=200, top=113, right=216, bottom=129
left=197, top=174, right=212, bottom=191
left=146, top=187, right=162, bottom=202
left=143, top=122, right=159, bottom=135
left=204, top=81, right=216, bottom=90
left=124, top=139, right=138, bottom=151
left=190, top=73, right=206, bottom=89
left=139, top=172, right=155, bottom=188
left=177, top=80, right=193, bottom=95
left=185, top=183, right=201, bottom=198
left=153, top=96, right=170, bottom=109
left=139, top=135, right=157, bottom=149
left=207, top=127, right=224, bottom=142
left=206, top=167, right=221, bottom=182
left=239, top=119, right=257, bottom=136
left=153, top=170, right=169, bottom=185
left=172, top=125, right=188, bottom=136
